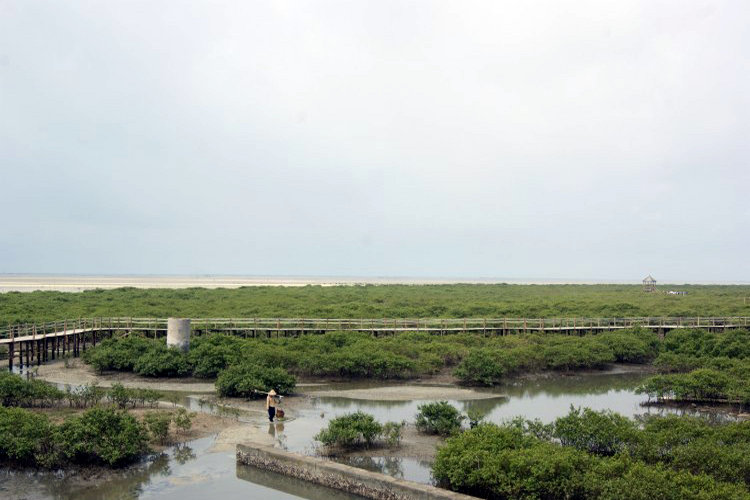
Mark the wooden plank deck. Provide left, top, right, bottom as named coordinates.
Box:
left=2, top=316, right=749, bottom=342
left=2, top=316, right=748, bottom=371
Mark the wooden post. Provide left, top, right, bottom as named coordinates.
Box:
left=8, top=342, right=13, bottom=371
left=32, top=324, right=36, bottom=363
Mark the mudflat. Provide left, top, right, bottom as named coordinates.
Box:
left=307, top=385, right=502, bottom=401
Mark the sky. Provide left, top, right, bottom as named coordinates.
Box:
left=1, top=1, right=748, bottom=282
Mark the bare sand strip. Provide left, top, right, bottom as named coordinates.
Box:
left=307, top=385, right=504, bottom=401
left=36, top=359, right=215, bottom=392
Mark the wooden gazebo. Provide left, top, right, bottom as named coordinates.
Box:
left=643, top=275, right=656, bottom=292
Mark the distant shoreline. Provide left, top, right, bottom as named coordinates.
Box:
left=0, top=274, right=747, bottom=292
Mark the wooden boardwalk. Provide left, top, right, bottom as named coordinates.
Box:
left=2, top=316, right=749, bottom=371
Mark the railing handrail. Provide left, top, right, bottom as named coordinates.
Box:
left=1, top=316, right=749, bottom=339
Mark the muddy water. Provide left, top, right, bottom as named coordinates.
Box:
left=0, top=370, right=725, bottom=499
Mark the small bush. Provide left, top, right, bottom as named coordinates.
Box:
left=107, top=383, right=133, bottom=409
left=382, top=421, right=405, bottom=447
left=466, top=407, right=488, bottom=429
left=315, top=411, right=383, bottom=449
left=415, top=401, right=464, bottom=436
left=0, top=406, right=56, bottom=465
left=144, top=411, right=172, bottom=444
left=173, top=407, right=195, bottom=434
left=454, top=349, right=516, bottom=385
left=56, top=407, right=149, bottom=466
left=0, top=372, right=65, bottom=407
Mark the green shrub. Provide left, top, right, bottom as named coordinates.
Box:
left=56, top=407, right=149, bottom=466
left=587, top=457, right=748, bottom=500
left=454, top=349, right=515, bottom=385
left=315, top=412, right=383, bottom=449
left=105, top=383, right=164, bottom=409
left=542, top=337, right=615, bottom=371
left=83, top=336, right=155, bottom=373
left=433, top=417, right=750, bottom=500
left=66, top=383, right=106, bottom=408
left=0, top=406, right=56, bottom=465
left=215, top=363, right=296, bottom=397
left=133, top=347, right=190, bottom=377
left=433, top=423, right=591, bottom=499
left=637, top=367, right=746, bottom=404
left=653, top=352, right=703, bottom=373
left=144, top=411, right=172, bottom=444
left=107, top=383, right=134, bottom=408
left=382, top=421, right=405, bottom=447
left=173, top=407, right=195, bottom=434
left=596, top=329, right=659, bottom=363
left=0, top=372, right=65, bottom=407
left=466, top=407, right=488, bottom=429
left=415, top=401, right=464, bottom=436
left=553, top=407, right=639, bottom=456
left=188, top=335, right=242, bottom=378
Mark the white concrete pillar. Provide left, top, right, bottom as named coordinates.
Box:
left=167, top=318, right=191, bottom=352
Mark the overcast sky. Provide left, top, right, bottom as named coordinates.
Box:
left=1, top=1, right=748, bottom=282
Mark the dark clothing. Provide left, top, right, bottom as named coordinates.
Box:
left=268, top=407, right=276, bottom=422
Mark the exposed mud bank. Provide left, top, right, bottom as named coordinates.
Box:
left=35, top=358, right=215, bottom=392
left=307, top=385, right=502, bottom=401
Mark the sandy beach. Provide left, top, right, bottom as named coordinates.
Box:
left=1, top=274, right=739, bottom=293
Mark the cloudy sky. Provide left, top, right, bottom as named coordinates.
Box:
left=1, top=1, right=748, bottom=281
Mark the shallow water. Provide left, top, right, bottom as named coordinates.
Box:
left=0, top=435, right=365, bottom=500
left=0, top=370, right=734, bottom=498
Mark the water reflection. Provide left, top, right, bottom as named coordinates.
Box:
left=306, top=371, right=668, bottom=426
left=268, top=422, right=288, bottom=449
left=327, top=456, right=434, bottom=485
left=172, top=444, right=196, bottom=465
left=0, top=453, right=171, bottom=500
left=236, top=464, right=365, bottom=500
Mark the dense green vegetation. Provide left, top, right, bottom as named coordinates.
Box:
left=81, top=329, right=659, bottom=389
left=454, top=328, right=659, bottom=385
left=215, top=363, right=296, bottom=398
left=433, top=406, right=750, bottom=499
left=315, top=411, right=403, bottom=449
left=0, top=406, right=149, bottom=467
left=638, top=329, right=750, bottom=404
left=2, top=284, right=749, bottom=323
left=0, top=373, right=194, bottom=467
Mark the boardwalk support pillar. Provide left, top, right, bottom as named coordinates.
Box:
left=167, top=318, right=191, bottom=352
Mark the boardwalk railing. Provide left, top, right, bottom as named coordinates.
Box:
left=2, top=316, right=750, bottom=340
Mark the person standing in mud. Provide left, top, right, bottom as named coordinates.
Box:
left=266, top=389, right=277, bottom=422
